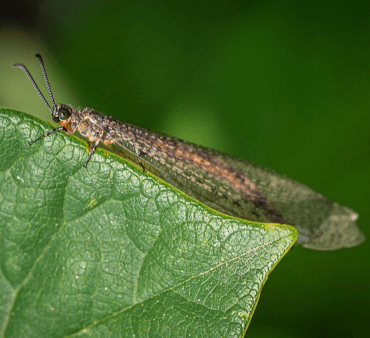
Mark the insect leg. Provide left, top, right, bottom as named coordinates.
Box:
left=83, top=136, right=102, bottom=168
left=134, top=147, right=146, bottom=172
left=28, top=126, right=66, bottom=145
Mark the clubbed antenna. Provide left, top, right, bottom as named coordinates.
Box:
left=35, top=54, right=56, bottom=109
left=12, top=54, right=55, bottom=114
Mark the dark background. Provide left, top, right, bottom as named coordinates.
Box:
left=1, top=0, right=369, bottom=336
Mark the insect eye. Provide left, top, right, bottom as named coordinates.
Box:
left=59, top=108, right=70, bottom=120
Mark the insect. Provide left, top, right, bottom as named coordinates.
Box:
left=13, top=54, right=365, bottom=251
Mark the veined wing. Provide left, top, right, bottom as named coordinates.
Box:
left=111, top=130, right=364, bottom=251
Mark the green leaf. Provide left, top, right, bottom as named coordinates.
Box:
left=0, top=108, right=297, bottom=338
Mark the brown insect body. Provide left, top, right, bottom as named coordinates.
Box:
left=56, top=103, right=286, bottom=225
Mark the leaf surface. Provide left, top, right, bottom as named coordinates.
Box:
left=0, top=108, right=297, bottom=338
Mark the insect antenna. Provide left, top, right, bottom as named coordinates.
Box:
left=12, top=54, right=55, bottom=114
left=12, top=55, right=65, bottom=145
left=35, top=54, right=56, bottom=110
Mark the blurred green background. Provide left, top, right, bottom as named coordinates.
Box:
left=1, top=0, right=369, bottom=336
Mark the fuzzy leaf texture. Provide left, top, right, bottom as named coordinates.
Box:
left=0, top=108, right=297, bottom=338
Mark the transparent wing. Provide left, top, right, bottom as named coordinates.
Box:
left=112, top=133, right=365, bottom=251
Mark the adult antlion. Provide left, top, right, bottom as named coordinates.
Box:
left=13, top=54, right=365, bottom=250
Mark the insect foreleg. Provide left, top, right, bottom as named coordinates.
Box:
left=83, top=135, right=102, bottom=168
left=28, top=126, right=66, bottom=146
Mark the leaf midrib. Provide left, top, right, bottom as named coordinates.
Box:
left=64, top=237, right=279, bottom=337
